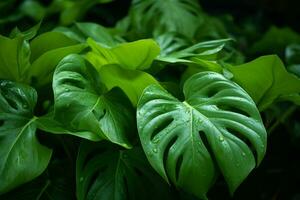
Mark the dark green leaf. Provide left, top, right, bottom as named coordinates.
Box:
left=52, top=54, right=134, bottom=148
left=0, top=80, right=52, bottom=194
left=76, top=141, right=172, bottom=200
left=137, top=72, right=267, bottom=198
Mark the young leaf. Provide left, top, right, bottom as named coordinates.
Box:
left=0, top=35, right=31, bottom=83
left=0, top=80, right=52, bottom=194
left=30, top=31, right=79, bottom=61
left=227, top=55, right=300, bottom=110
left=87, top=38, right=160, bottom=70
left=76, top=141, right=172, bottom=200
left=52, top=54, right=134, bottom=148
left=137, top=72, right=267, bottom=198
left=97, top=64, right=159, bottom=106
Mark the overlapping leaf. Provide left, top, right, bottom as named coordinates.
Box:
left=227, top=55, right=300, bottom=110
left=51, top=54, right=134, bottom=148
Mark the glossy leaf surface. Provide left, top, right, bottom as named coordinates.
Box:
left=137, top=71, right=267, bottom=198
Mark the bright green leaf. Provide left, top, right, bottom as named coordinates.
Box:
left=29, top=44, right=86, bottom=87
left=0, top=35, right=31, bottom=83
left=87, top=38, right=160, bottom=70
left=96, top=64, right=159, bottom=106
left=30, top=31, right=78, bottom=61
left=227, top=55, right=300, bottom=110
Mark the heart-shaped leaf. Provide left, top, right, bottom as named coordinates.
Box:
left=52, top=54, right=134, bottom=148
left=0, top=80, right=52, bottom=194
left=137, top=71, right=267, bottom=198
left=76, top=141, right=173, bottom=200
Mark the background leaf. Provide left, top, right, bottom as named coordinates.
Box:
left=76, top=141, right=173, bottom=200
left=227, top=55, right=300, bottom=110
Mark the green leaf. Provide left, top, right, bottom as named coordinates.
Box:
left=9, top=21, right=41, bottom=40
left=250, top=26, right=300, bottom=55
left=137, top=72, right=267, bottom=198
left=29, top=44, right=86, bottom=87
left=0, top=35, right=31, bottom=83
left=76, top=22, right=120, bottom=47
left=96, top=64, right=159, bottom=106
left=76, top=141, right=172, bottom=200
left=227, top=55, right=300, bottom=110
left=30, top=31, right=79, bottom=61
left=19, top=0, right=46, bottom=21
left=0, top=80, right=52, bottom=194
left=126, top=0, right=203, bottom=38
left=156, top=38, right=230, bottom=64
left=87, top=38, right=160, bottom=70
left=52, top=54, right=134, bottom=148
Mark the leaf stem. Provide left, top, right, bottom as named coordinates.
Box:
left=36, top=180, right=51, bottom=200
left=267, top=105, right=297, bottom=135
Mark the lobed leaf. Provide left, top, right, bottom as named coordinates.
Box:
left=0, top=80, right=52, bottom=194
left=137, top=71, right=267, bottom=198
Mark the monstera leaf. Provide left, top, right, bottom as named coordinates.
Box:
left=76, top=141, right=172, bottom=200
left=0, top=81, right=52, bottom=194
left=137, top=72, right=267, bottom=199
left=52, top=54, right=134, bottom=148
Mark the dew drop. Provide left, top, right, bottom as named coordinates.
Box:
left=152, top=137, right=160, bottom=144
left=219, top=136, right=224, bottom=142
left=65, top=88, right=70, bottom=92
left=0, top=82, right=6, bottom=87
left=242, top=152, right=246, bottom=156
left=147, top=151, right=153, bottom=157
left=79, top=177, right=84, bottom=182
left=152, top=148, right=158, bottom=153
